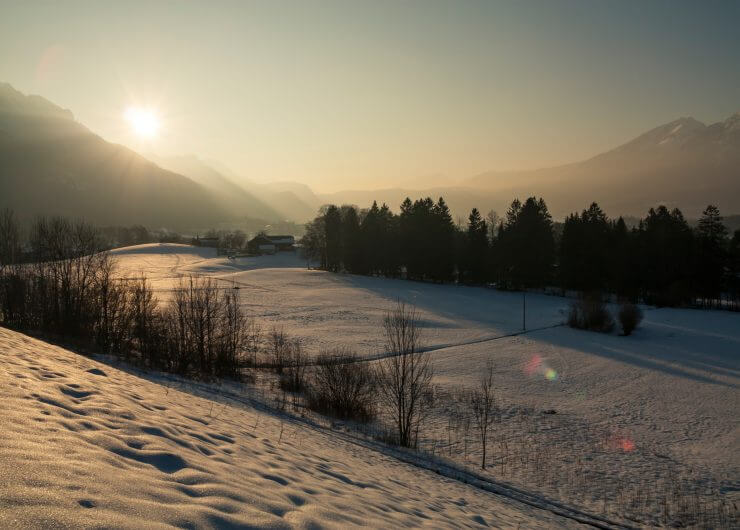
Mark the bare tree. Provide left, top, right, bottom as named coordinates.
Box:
left=268, top=326, right=289, bottom=372
left=93, top=255, right=133, bottom=356
left=469, top=360, right=497, bottom=469
left=377, top=301, right=433, bottom=448
left=245, top=318, right=262, bottom=367
left=166, top=275, right=224, bottom=376
left=280, top=339, right=307, bottom=393
left=217, top=287, right=248, bottom=377
left=0, top=209, right=21, bottom=273
left=128, top=276, right=160, bottom=367
left=27, top=216, right=108, bottom=335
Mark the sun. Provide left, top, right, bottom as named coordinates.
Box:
left=124, top=106, right=160, bottom=139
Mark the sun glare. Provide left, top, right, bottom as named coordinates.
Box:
left=124, top=106, right=160, bottom=139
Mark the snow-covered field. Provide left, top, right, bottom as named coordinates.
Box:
left=2, top=243, right=738, bottom=527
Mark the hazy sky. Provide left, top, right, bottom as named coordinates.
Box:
left=2, top=0, right=739, bottom=191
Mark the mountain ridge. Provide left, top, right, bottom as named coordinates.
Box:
left=0, top=84, right=267, bottom=230
left=324, top=112, right=740, bottom=218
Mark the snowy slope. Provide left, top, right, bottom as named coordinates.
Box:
left=0, top=327, right=572, bottom=529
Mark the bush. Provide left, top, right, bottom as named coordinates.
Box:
left=268, top=326, right=290, bottom=373
left=279, top=339, right=307, bottom=393
left=162, top=276, right=255, bottom=379
left=568, top=294, right=614, bottom=333
left=307, top=349, right=377, bottom=422
left=618, top=302, right=643, bottom=336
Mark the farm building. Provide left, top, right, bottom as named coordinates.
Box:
left=193, top=236, right=220, bottom=248
left=247, top=234, right=295, bottom=254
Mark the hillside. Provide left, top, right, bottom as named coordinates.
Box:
left=152, top=155, right=319, bottom=223
left=0, top=327, right=567, bottom=529
left=0, top=83, right=231, bottom=231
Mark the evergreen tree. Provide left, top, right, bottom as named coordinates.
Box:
left=340, top=206, right=362, bottom=273
left=695, top=205, right=728, bottom=306
left=464, top=208, right=488, bottom=283
left=360, top=201, right=382, bottom=274
left=559, top=203, right=610, bottom=292
left=324, top=205, right=342, bottom=272
left=399, top=197, right=415, bottom=278
left=431, top=198, right=456, bottom=282
left=639, top=206, right=694, bottom=305
left=609, top=216, right=638, bottom=299
left=378, top=203, right=400, bottom=277
left=729, top=230, right=740, bottom=310
left=500, top=197, right=554, bottom=288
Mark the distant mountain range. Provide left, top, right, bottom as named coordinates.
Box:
left=0, top=83, right=321, bottom=231
left=1, top=82, right=737, bottom=229
left=0, top=83, right=231, bottom=230
left=464, top=113, right=740, bottom=217
left=324, top=113, right=740, bottom=219
left=149, top=155, right=321, bottom=224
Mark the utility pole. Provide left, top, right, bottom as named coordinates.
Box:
left=522, top=290, right=526, bottom=331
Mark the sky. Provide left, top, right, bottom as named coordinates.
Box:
left=1, top=0, right=739, bottom=192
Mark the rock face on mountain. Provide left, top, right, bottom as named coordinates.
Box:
left=0, top=83, right=232, bottom=230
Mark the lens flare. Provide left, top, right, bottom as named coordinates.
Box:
left=524, top=355, right=542, bottom=375
left=605, top=429, right=637, bottom=452
left=524, top=354, right=559, bottom=382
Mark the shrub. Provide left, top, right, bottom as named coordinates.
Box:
left=268, top=326, right=290, bottom=373
left=618, top=302, right=643, bottom=336
left=307, top=349, right=377, bottom=422
left=279, top=339, right=307, bottom=393
left=162, top=276, right=254, bottom=379
left=568, top=293, right=614, bottom=333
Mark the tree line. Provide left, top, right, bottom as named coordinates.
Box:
left=301, top=198, right=740, bottom=309
left=0, top=211, right=258, bottom=378
left=0, top=210, right=439, bottom=449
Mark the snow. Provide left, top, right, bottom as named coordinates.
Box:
left=0, top=328, right=569, bottom=528
left=3, top=243, right=738, bottom=526
left=108, top=245, right=739, bottom=477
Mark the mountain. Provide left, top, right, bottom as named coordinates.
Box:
left=322, top=113, right=740, bottom=220
left=466, top=113, right=740, bottom=217
left=256, top=180, right=322, bottom=221
left=147, top=154, right=283, bottom=221
left=0, top=83, right=235, bottom=231
left=160, top=157, right=321, bottom=223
